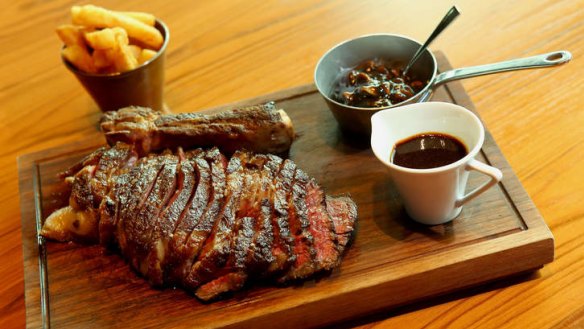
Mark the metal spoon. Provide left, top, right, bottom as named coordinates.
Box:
left=403, top=5, right=460, bottom=75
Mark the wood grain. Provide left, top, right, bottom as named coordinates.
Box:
left=19, top=55, right=553, bottom=328
left=2, top=0, right=583, bottom=328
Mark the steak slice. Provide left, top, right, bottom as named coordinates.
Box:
left=99, top=180, right=124, bottom=246
left=182, top=151, right=251, bottom=290
left=69, top=143, right=137, bottom=211
left=98, top=163, right=144, bottom=246
left=266, top=158, right=296, bottom=275
left=130, top=155, right=178, bottom=279
left=326, top=195, right=358, bottom=252
left=143, top=154, right=197, bottom=286
left=115, top=155, right=167, bottom=260
left=195, top=273, right=247, bottom=302
left=227, top=155, right=266, bottom=273
left=164, top=152, right=213, bottom=284
left=182, top=148, right=230, bottom=255
left=305, top=179, right=340, bottom=272
left=119, top=154, right=177, bottom=271
left=90, top=143, right=139, bottom=208
left=246, top=155, right=280, bottom=272
left=194, top=154, right=278, bottom=300
left=278, top=168, right=317, bottom=282
left=165, top=148, right=229, bottom=285
left=194, top=217, right=253, bottom=301
left=68, top=165, right=97, bottom=214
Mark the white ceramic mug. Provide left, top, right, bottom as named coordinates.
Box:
left=371, top=102, right=503, bottom=225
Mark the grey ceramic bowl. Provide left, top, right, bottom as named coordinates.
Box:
left=314, top=34, right=435, bottom=136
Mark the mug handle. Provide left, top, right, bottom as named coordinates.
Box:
left=455, top=159, right=503, bottom=207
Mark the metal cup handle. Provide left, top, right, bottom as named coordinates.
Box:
left=434, top=50, right=572, bottom=87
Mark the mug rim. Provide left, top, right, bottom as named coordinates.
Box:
left=371, top=101, right=485, bottom=174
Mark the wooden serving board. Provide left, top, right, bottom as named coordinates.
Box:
left=19, top=53, right=554, bottom=328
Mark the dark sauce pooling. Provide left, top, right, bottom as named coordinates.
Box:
left=391, top=133, right=468, bottom=169
left=331, top=58, right=426, bottom=108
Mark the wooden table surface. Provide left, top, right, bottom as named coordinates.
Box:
left=1, top=0, right=582, bottom=328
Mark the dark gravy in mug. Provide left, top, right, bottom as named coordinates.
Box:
left=391, top=132, right=468, bottom=169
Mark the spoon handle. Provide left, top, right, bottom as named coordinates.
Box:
left=403, top=6, right=460, bottom=75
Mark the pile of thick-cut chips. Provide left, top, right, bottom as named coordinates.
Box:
left=57, top=5, right=164, bottom=74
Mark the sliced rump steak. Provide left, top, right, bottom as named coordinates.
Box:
left=41, top=143, right=358, bottom=301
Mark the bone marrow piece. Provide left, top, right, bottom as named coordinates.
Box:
left=41, top=143, right=357, bottom=301
left=100, top=102, right=295, bottom=156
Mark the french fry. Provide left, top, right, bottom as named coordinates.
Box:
left=112, top=29, right=138, bottom=72
left=92, top=49, right=112, bottom=70
left=128, top=45, right=142, bottom=61
left=62, top=45, right=96, bottom=73
left=139, top=49, right=158, bottom=64
left=56, top=24, right=85, bottom=46
left=113, top=45, right=139, bottom=72
left=71, top=5, right=163, bottom=50
left=84, top=28, right=117, bottom=50
left=120, top=11, right=156, bottom=26
left=111, top=27, right=129, bottom=45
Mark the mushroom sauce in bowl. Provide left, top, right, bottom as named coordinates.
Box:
left=331, top=58, right=426, bottom=108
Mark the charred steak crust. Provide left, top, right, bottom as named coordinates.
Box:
left=42, top=143, right=357, bottom=301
